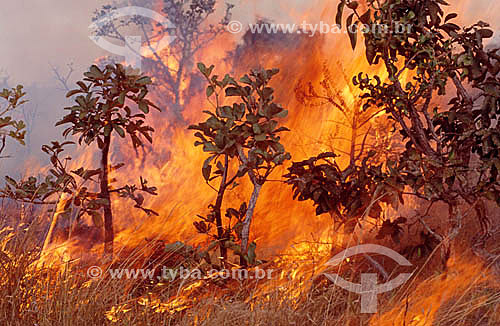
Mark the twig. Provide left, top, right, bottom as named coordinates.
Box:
left=363, top=253, right=389, bottom=281
left=418, top=217, right=443, bottom=242
left=50, top=63, right=74, bottom=91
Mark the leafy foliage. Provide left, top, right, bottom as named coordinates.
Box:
left=2, top=142, right=100, bottom=210
left=285, top=151, right=403, bottom=233
left=336, top=0, right=500, bottom=254
left=376, top=216, right=407, bottom=243
left=2, top=143, right=158, bottom=227
left=189, top=63, right=290, bottom=265
left=0, top=85, right=27, bottom=154
left=193, top=202, right=258, bottom=264
left=286, top=0, right=499, bottom=255
left=57, top=64, right=159, bottom=149
left=191, top=63, right=291, bottom=183
left=59, top=64, right=160, bottom=254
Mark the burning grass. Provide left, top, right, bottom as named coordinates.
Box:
left=0, top=214, right=498, bottom=326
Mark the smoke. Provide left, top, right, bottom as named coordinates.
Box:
left=0, top=1, right=111, bottom=176
left=0, top=0, right=110, bottom=83
left=0, top=0, right=499, bottom=177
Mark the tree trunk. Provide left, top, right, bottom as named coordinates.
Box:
left=101, top=134, right=113, bottom=257
left=213, top=154, right=229, bottom=265
left=349, top=113, right=358, bottom=166
left=235, top=144, right=263, bottom=266
left=42, top=193, right=71, bottom=253
left=213, top=191, right=228, bottom=264
left=240, top=182, right=262, bottom=266
left=441, top=202, right=462, bottom=266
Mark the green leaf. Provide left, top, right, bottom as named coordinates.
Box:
left=202, top=156, right=214, bottom=182
left=240, top=75, right=252, bottom=85
left=5, top=176, right=17, bottom=187
left=66, top=89, right=81, bottom=98
left=104, top=125, right=112, bottom=137
left=255, top=134, right=266, bottom=141
left=347, top=15, right=358, bottom=50
left=89, top=65, right=103, bottom=79
left=206, top=85, right=215, bottom=97
left=76, top=96, right=86, bottom=108
left=245, top=242, right=257, bottom=265
left=136, top=76, right=152, bottom=85
left=336, top=1, right=345, bottom=27
left=445, top=13, right=457, bottom=22
left=114, top=125, right=125, bottom=137
left=273, top=126, right=290, bottom=133
left=274, top=109, right=288, bottom=118
left=94, top=198, right=110, bottom=206
left=203, top=142, right=218, bottom=152
left=477, top=29, right=493, bottom=39
left=139, top=101, right=149, bottom=113
left=77, top=81, right=88, bottom=91
left=225, top=87, right=241, bottom=97
left=197, top=62, right=207, bottom=75
left=118, top=92, right=126, bottom=106
left=252, top=123, right=262, bottom=134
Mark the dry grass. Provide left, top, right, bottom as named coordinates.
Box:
left=0, top=215, right=498, bottom=326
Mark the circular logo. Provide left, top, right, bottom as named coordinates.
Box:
left=324, top=244, right=414, bottom=313
left=227, top=20, right=244, bottom=34
left=87, top=266, right=103, bottom=279
left=89, top=6, right=176, bottom=69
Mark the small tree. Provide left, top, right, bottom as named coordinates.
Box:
left=295, top=63, right=397, bottom=168
left=336, top=0, right=500, bottom=262
left=284, top=150, right=405, bottom=238
left=189, top=63, right=290, bottom=266
left=92, top=0, right=233, bottom=121
left=285, top=63, right=403, bottom=248
left=54, top=64, right=160, bottom=255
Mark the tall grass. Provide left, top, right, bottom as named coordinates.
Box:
left=0, top=214, right=498, bottom=326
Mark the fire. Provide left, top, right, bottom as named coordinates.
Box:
left=39, top=0, right=400, bottom=264
left=370, top=256, right=499, bottom=326
left=108, top=35, right=386, bottom=252
left=31, top=0, right=500, bottom=323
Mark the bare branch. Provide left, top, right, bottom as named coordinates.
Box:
left=50, top=62, right=74, bottom=91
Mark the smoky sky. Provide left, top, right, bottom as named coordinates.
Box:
left=0, top=0, right=111, bottom=84
left=0, top=0, right=498, bottom=84
left=0, top=0, right=327, bottom=85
